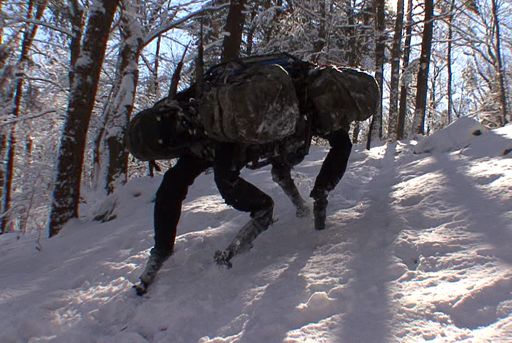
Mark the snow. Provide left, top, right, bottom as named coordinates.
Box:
left=1, top=118, right=512, bottom=342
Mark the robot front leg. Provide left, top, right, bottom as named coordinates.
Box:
left=310, top=129, right=352, bottom=230
left=271, top=163, right=310, bottom=218
left=310, top=189, right=329, bottom=231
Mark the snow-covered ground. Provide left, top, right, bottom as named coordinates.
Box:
left=1, top=118, right=511, bottom=343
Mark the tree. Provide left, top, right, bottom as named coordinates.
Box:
left=456, top=0, right=509, bottom=127
left=387, top=0, right=405, bottom=142
left=445, top=0, right=455, bottom=125
left=1, top=0, right=508, bottom=237
left=68, top=0, right=84, bottom=88
left=412, top=0, right=434, bottom=135
left=1, top=0, right=48, bottom=233
left=345, top=0, right=362, bottom=144
left=491, top=0, right=508, bottom=125
left=222, top=0, right=247, bottom=61
left=95, top=1, right=225, bottom=194
left=102, top=1, right=144, bottom=194
left=397, top=0, right=414, bottom=140
left=312, top=0, right=328, bottom=62
left=48, top=0, right=120, bottom=237
left=366, top=0, right=385, bottom=149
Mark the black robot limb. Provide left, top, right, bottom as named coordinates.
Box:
left=310, top=129, right=352, bottom=230
left=271, top=162, right=310, bottom=218
left=153, top=154, right=211, bottom=254
left=137, top=154, right=210, bottom=294
left=213, top=143, right=274, bottom=268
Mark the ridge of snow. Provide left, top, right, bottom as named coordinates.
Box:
left=1, top=118, right=511, bottom=342
left=414, top=117, right=512, bottom=158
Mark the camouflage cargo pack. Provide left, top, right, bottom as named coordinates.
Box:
left=307, top=66, right=380, bottom=134
left=199, top=61, right=300, bottom=144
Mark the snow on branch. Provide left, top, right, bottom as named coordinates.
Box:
left=0, top=109, right=58, bottom=127
left=143, top=3, right=230, bottom=46
left=3, top=17, right=73, bottom=37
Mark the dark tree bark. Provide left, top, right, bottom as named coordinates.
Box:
left=345, top=0, right=357, bottom=67
left=397, top=0, right=413, bottom=140
left=245, top=4, right=258, bottom=55
left=152, top=35, right=161, bottom=99
left=427, top=64, right=440, bottom=134
left=313, top=0, right=328, bottom=62
left=346, top=0, right=362, bottom=144
left=366, top=0, right=385, bottom=149
left=68, top=0, right=84, bottom=87
left=387, top=0, right=404, bottom=142
left=1, top=0, right=48, bottom=233
left=0, top=0, right=6, bottom=233
left=446, top=0, right=455, bottom=125
left=0, top=1, right=3, bottom=46
left=352, top=121, right=360, bottom=144
left=412, top=0, right=434, bottom=135
left=48, top=0, right=120, bottom=237
left=221, top=0, right=247, bottom=62
left=491, top=0, right=508, bottom=126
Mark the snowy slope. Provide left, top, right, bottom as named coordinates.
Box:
left=1, top=118, right=511, bottom=343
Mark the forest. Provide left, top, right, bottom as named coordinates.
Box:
left=0, top=0, right=510, bottom=237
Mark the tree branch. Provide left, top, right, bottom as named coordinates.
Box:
left=143, top=3, right=230, bottom=46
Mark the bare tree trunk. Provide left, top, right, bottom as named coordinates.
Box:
left=491, top=0, right=508, bottom=125
left=245, top=4, right=257, bottom=55
left=103, top=0, right=144, bottom=194
left=346, top=0, right=360, bottom=145
left=92, top=88, right=113, bottom=190
left=427, top=70, right=437, bottom=134
left=221, top=0, right=247, bottom=62
left=446, top=0, right=455, bottom=124
left=152, top=35, right=161, bottom=99
left=68, top=0, right=84, bottom=87
left=352, top=121, right=360, bottom=144
left=2, top=0, right=47, bottom=233
left=0, top=1, right=3, bottom=46
left=397, top=0, right=413, bottom=140
left=412, top=0, right=434, bottom=135
left=345, top=0, right=357, bottom=67
left=366, top=0, right=385, bottom=149
left=387, top=0, right=404, bottom=142
left=313, top=0, right=327, bottom=62
left=0, top=0, right=9, bottom=233
left=48, top=0, right=119, bottom=237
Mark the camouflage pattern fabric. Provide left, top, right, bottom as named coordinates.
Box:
left=307, top=66, right=380, bottom=135
left=199, top=63, right=300, bottom=144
